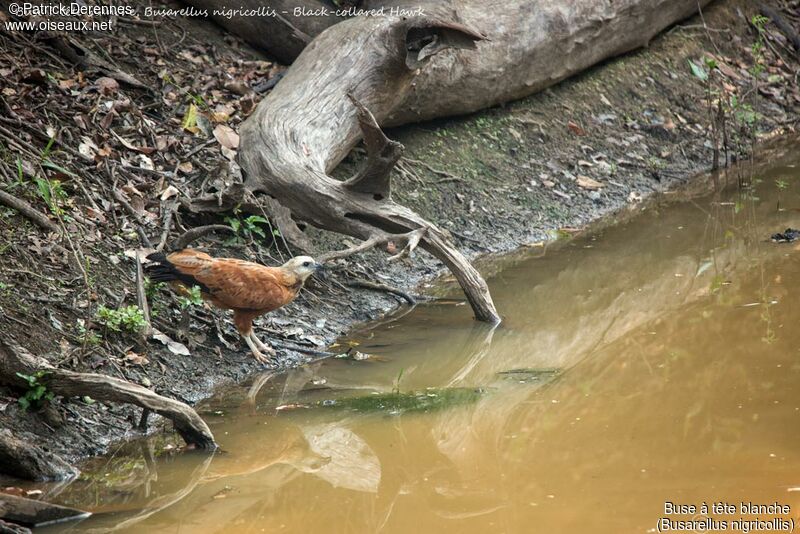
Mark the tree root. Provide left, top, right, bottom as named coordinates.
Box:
left=170, top=224, right=234, bottom=250
left=345, top=278, right=417, bottom=305
left=0, top=338, right=216, bottom=450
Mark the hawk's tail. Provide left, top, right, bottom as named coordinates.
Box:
left=144, top=252, right=208, bottom=291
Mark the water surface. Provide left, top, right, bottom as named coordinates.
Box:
left=41, top=145, right=800, bottom=533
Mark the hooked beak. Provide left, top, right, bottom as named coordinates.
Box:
left=313, top=262, right=328, bottom=280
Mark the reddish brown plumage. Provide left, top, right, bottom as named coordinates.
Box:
left=164, top=249, right=301, bottom=328
left=146, top=249, right=318, bottom=363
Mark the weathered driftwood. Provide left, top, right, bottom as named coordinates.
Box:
left=381, top=0, right=716, bottom=125
left=238, top=23, right=501, bottom=322
left=0, top=430, right=77, bottom=481
left=232, top=0, right=711, bottom=324
left=0, top=338, right=216, bottom=451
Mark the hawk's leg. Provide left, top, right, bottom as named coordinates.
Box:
left=243, top=333, right=272, bottom=364
left=249, top=332, right=276, bottom=355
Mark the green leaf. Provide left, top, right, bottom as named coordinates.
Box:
left=42, top=159, right=78, bottom=178
left=225, top=217, right=240, bottom=233
left=15, top=372, right=35, bottom=386
left=18, top=397, right=30, bottom=410
left=181, top=103, right=198, bottom=130
left=41, top=136, right=56, bottom=159
left=688, top=60, right=708, bottom=81
left=34, top=177, right=51, bottom=205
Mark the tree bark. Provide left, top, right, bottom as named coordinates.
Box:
left=184, top=0, right=343, bottom=63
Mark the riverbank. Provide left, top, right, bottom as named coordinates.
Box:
left=0, top=0, right=798, bottom=473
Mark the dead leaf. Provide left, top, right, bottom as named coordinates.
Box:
left=152, top=329, right=191, bottom=356
left=160, top=185, right=180, bottom=201
left=85, top=207, right=107, bottom=223
left=220, top=145, right=237, bottom=161
left=138, top=154, right=154, bottom=170
left=213, top=124, right=240, bottom=150
left=110, top=130, right=155, bottom=154
left=78, top=137, right=100, bottom=161
left=577, top=175, right=603, bottom=190
left=240, top=95, right=257, bottom=116
left=224, top=80, right=251, bottom=96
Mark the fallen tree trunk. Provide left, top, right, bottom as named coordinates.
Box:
left=232, top=0, right=710, bottom=323
left=0, top=338, right=216, bottom=451
left=184, top=0, right=342, bottom=63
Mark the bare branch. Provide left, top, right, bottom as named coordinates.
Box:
left=0, top=189, right=58, bottom=233
left=387, top=227, right=427, bottom=261
left=135, top=255, right=153, bottom=339
left=156, top=200, right=179, bottom=252
left=317, top=233, right=389, bottom=263
left=170, top=224, right=233, bottom=250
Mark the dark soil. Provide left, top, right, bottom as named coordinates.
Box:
left=0, top=0, right=798, bottom=473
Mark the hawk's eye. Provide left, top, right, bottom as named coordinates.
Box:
left=302, top=261, right=311, bottom=267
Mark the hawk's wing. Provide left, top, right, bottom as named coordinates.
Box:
left=168, top=251, right=299, bottom=312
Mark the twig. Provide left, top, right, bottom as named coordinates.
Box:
left=346, top=278, right=417, bottom=305
left=156, top=200, right=179, bottom=252
left=318, top=227, right=427, bottom=263
left=269, top=339, right=335, bottom=358
left=112, top=188, right=154, bottom=248
left=170, top=224, right=234, bottom=250
left=135, top=255, right=153, bottom=338
left=182, top=138, right=217, bottom=159
left=0, top=189, right=59, bottom=232
left=402, top=157, right=464, bottom=182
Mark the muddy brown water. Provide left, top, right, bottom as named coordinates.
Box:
left=34, top=147, right=800, bottom=533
